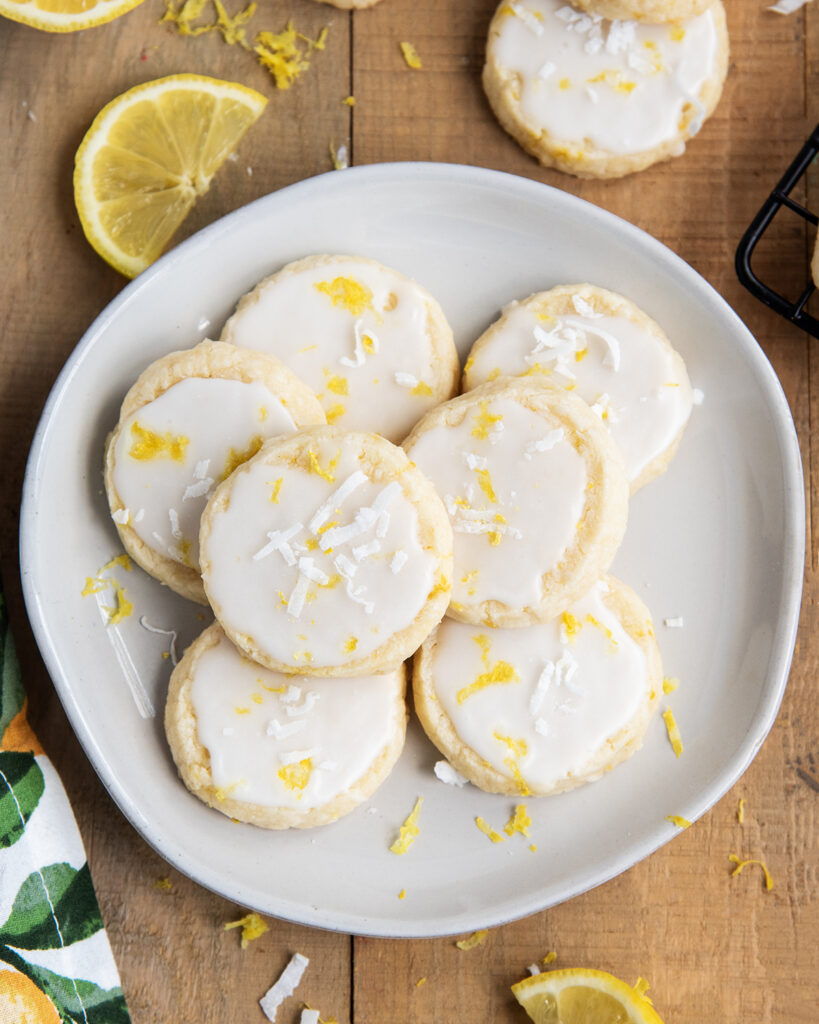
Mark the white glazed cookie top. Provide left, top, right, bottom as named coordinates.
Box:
left=426, top=581, right=649, bottom=792
left=201, top=438, right=440, bottom=668
left=405, top=395, right=587, bottom=610
left=111, top=377, right=296, bottom=570
left=190, top=631, right=402, bottom=809
left=222, top=258, right=444, bottom=441
left=489, top=0, right=719, bottom=155
left=465, top=296, right=692, bottom=483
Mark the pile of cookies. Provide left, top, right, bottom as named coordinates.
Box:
left=105, top=254, right=693, bottom=828
left=483, top=0, right=729, bottom=178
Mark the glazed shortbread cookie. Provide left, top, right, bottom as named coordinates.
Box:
left=572, top=0, right=714, bottom=23
left=413, top=577, right=662, bottom=796
left=463, top=284, right=693, bottom=491
left=200, top=426, right=453, bottom=676
left=166, top=624, right=407, bottom=828
left=221, top=254, right=459, bottom=442
left=402, top=377, right=629, bottom=627
left=483, top=0, right=729, bottom=178
left=105, top=341, right=325, bottom=604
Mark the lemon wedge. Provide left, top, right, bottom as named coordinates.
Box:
left=0, top=0, right=145, bottom=32
left=512, top=969, right=666, bottom=1024
left=74, top=74, right=267, bottom=278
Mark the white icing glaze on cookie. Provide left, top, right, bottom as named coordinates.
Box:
left=489, top=0, right=719, bottom=155
left=405, top=396, right=587, bottom=609
left=222, top=257, right=449, bottom=441
left=425, top=581, right=649, bottom=791
left=112, top=377, right=296, bottom=570
left=190, top=630, right=402, bottom=809
left=201, top=438, right=439, bottom=668
left=465, top=299, right=692, bottom=483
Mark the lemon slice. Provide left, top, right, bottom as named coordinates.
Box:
left=0, top=0, right=145, bottom=33
left=74, top=74, right=267, bottom=278
left=512, top=969, right=666, bottom=1024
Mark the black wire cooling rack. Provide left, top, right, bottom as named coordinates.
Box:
left=735, top=122, right=819, bottom=338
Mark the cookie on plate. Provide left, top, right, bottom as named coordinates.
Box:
left=104, top=341, right=325, bottom=604
left=571, top=0, right=714, bottom=23
left=220, top=254, right=459, bottom=442
left=463, top=284, right=693, bottom=491
left=199, top=426, right=453, bottom=676
left=166, top=623, right=407, bottom=829
left=413, top=576, right=662, bottom=796
left=402, top=377, right=629, bottom=627
left=482, top=0, right=729, bottom=179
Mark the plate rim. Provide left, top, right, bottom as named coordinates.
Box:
left=19, top=161, right=806, bottom=937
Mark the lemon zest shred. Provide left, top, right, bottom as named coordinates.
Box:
left=223, top=434, right=263, bottom=480
left=214, top=780, right=242, bottom=801
left=400, top=41, right=422, bottom=69
left=325, top=374, right=349, bottom=396
left=505, top=758, right=531, bottom=796
left=410, top=380, right=433, bottom=397
left=475, top=815, right=506, bottom=843
left=471, top=400, right=502, bottom=440
left=224, top=911, right=269, bottom=948
left=457, top=660, right=519, bottom=704
left=128, top=421, right=189, bottom=463
left=729, top=854, right=774, bottom=891
left=633, top=977, right=653, bottom=1005
left=343, top=95, right=356, bottom=106
left=314, top=276, right=373, bottom=316
left=415, top=977, right=427, bottom=988
left=503, top=803, right=531, bottom=837
left=254, top=21, right=328, bottom=89
left=475, top=468, right=497, bottom=503
left=494, top=732, right=528, bottom=759
left=104, top=579, right=133, bottom=624
left=662, top=676, right=679, bottom=694
left=456, top=929, right=488, bottom=950
left=398, top=888, right=406, bottom=900
left=307, top=449, right=340, bottom=482
left=542, top=951, right=557, bottom=964
left=81, top=576, right=107, bottom=597
left=390, top=796, right=423, bottom=854
left=662, top=708, right=684, bottom=757
left=104, top=553, right=132, bottom=572
left=665, top=814, right=691, bottom=829
left=325, top=403, right=346, bottom=423
left=562, top=611, right=583, bottom=642
left=234, top=706, right=250, bottom=715
left=737, top=798, right=746, bottom=823
left=488, top=512, right=506, bottom=547
left=278, top=758, right=313, bottom=793
left=344, top=635, right=358, bottom=653
left=153, top=876, right=172, bottom=891
left=266, top=477, right=283, bottom=504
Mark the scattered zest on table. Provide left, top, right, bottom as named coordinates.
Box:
left=728, top=854, right=774, bottom=891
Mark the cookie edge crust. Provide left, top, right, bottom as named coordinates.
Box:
left=220, top=253, right=460, bottom=433
left=462, top=283, right=693, bottom=492
left=412, top=574, right=663, bottom=797
left=104, top=340, right=326, bottom=605
left=402, top=376, right=629, bottom=627
left=481, top=0, right=729, bottom=180
left=199, top=425, right=454, bottom=676
left=572, top=0, right=715, bottom=22
left=164, top=622, right=408, bottom=829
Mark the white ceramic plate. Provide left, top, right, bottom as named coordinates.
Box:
left=20, top=163, right=804, bottom=938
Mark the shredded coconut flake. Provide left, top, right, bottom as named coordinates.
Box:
left=571, top=294, right=601, bottom=318
left=282, top=684, right=302, bottom=704
left=300, top=1011, right=320, bottom=1024
left=390, top=549, right=409, bottom=574
left=664, top=616, right=684, bottom=628
left=112, top=508, right=130, bottom=524
left=433, top=760, right=468, bottom=787
left=535, top=718, right=549, bottom=737
left=528, top=963, right=541, bottom=976
left=139, top=616, right=179, bottom=665
left=278, top=748, right=319, bottom=766
left=260, top=952, right=309, bottom=1022
left=692, top=387, right=705, bottom=405
left=537, top=60, right=556, bottom=79
left=767, top=0, right=810, bottom=11
left=510, top=1, right=544, bottom=34
left=285, top=692, right=320, bottom=717
left=266, top=719, right=306, bottom=739
left=524, top=428, right=564, bottom=459
left=530, top=662, right=554, bottom=714
left=168, top=508, right=182, bottom=540
left=395, top=371, right=420, bottom=388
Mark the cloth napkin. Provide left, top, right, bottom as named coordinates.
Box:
left=0, top=580, right=131, bottom=1022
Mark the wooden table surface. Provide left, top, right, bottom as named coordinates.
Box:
left=1, top=1, right=817, bottom=1021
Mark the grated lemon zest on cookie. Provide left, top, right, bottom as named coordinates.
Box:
left=474, top=468, right=497, bottom=503
left=325, top=404, right=346, bottom=423
left=665, top=814, right=690, bottom=829
left=224, top=911, right=269, bottom=948
left=662, top=708, right=683, bottom=757
left=223, top=435, right=263, bottom=480
left=269, top=478, right=283, bottom=504
left=494, top=732, right=528, bottom=759
left=585, top=613, right=617, bottom=649
left=476, top=816, right=506, bottom=843
left=325, top=374, right=349, bottom=396
left=390, top=796, right=423, bottom=854
left=506, top=759, right=532, bottom=796
left=503, top=803, right=532, bottom=837
left=471, top=401, right=503, bottom=440
left=129, top=422, right=189, bottom=463
left=457, top=661, right=519, bottom=704
left=344, top=635, right=358, bottom=653
left=729, top=854, right=773, bottom=890
left=489, top=513, right=507, bottom=547
left=561, top=611, right=582, bottom=642
left=400, top=41, right=423, bottom=69
left=670, top=23, right=686, bottom=41
left=307, top=449, right=340, bottom=482
left=456, top=929, right=488, bottom=950
left=278, top=758, right=313, bottom=793
left=411, top=381, right=433, bottom=397
left=315, top=276, right=373, bottom=317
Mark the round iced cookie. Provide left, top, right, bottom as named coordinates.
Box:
left=463, top=284, right=693, bottom=492
left=105, top=341, right=325, bottom=605
left=220, top=254, right=459, bottom=443
left=402, top=377, right=629, bottom=627
left=413, top=576, right=662, bottom=796
left=199, top=426, right=453, bottom=676
left=166, top=623, right=407, bottom=828
left=571, top=0, right=714, bottom=23
left=482, top=0, right=729, bottom=179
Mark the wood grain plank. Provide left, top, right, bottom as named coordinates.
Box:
left=0, top=3, right=353, bottom=1020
